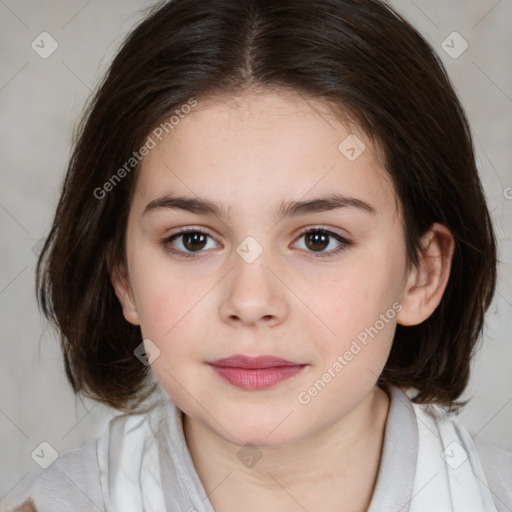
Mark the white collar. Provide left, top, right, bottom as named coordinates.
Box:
left=96, top=386, right=498, bottom=512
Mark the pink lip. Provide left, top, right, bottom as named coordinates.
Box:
left=208, top=355, right=307, bottom=390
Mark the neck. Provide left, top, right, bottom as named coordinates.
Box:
left=182, top=387, right=390, bottom=511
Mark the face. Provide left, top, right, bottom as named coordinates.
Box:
left=112, top=90, right=416, bottom=448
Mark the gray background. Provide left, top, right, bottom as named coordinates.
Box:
left=0, top=0, right=511, bottom=500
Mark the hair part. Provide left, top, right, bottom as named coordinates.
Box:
left=36, top=0, right=497, bottom=412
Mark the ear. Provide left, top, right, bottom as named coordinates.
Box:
left=396, top=222, right=455, bottom=326
left=110, top=260, right=141, bottom=326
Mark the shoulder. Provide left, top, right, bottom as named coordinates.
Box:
left=411, top=399, right=512, bottom=512
left=473, top=435, right=512, bottom=512
left=0, top=437, right=102, bottom=512
left=1, top=402, right=166, bottom=512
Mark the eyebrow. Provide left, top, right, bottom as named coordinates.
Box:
left=142, top=192, right=376, bottom=219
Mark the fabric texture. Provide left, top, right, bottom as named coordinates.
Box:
left=2, top=386, right=511, bottom=512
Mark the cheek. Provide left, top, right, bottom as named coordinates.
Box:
left=127, top=243, right=205, bottom=335
left=135, top=278, right=204, bottom=388
left=136, top=282, right=200, bottom=342
left=310, top=251, right=402, bottom=362
left=130, top=273, right=219, bottom=392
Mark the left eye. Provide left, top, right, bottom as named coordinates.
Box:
left=293, top=228, right=351, bottom=256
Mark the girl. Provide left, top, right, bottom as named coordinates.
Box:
left=3, top=0, right=511, bottom=511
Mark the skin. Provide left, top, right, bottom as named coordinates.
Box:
left=111, top=89, right=454, bottom=511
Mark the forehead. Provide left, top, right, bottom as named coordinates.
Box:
left=132, top=90, right=397, bottom=218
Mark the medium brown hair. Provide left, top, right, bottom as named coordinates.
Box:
left=36, top=0, right=497, bottom=412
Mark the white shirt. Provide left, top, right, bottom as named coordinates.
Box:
left=2, top=386, right=511, bottom=512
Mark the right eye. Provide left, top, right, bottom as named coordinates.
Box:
left=161, top=229, right=220, bottom=258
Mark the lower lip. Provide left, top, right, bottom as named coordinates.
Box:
left=209, top=364, right=307, bottom=390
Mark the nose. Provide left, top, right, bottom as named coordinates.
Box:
left=218, top=254, right=289, bottom=328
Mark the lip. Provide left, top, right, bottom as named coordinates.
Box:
left=208, top=354, right=308, bottom=390
left=210, top=354, right=303, bottom=368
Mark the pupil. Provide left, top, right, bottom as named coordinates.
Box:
left=184, top=233, right=207, bottom=251
left=306, top=232, right=328, bottom=251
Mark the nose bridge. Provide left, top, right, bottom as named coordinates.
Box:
left=219, top=242, right=288, bottom=326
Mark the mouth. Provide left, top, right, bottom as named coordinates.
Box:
left=208, top=354, right=308, bottom=390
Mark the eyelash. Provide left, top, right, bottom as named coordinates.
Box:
left=160, top=227, right=352, bottom=260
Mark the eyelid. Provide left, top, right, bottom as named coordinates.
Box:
left=295, top=224, right=347, bottom=238
left=161, top=225, right=352, bottom=258
left=168, top=226, right=221, bottom=242
left=291, top=225, right=352, bottom=256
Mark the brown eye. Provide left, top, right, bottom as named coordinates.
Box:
left=304, top=231, right=330, bottom=252
left=294, top=228, right=352, bottom=257
left=162, top=229, right=219, bottom=257
left=181, top=232, right=208, bottom=251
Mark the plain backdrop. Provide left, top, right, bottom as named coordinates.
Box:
left=0, top=0, right=511, bottom=501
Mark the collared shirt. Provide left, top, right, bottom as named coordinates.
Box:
left=2, top=386, right=511, bottom=512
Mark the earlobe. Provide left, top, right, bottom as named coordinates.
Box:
left=110, top=262, right=140, bottom=326
left=396, top=223, right=455, bottom=327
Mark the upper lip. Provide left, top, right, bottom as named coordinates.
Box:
left=209, top=355, right=305, bottom=369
